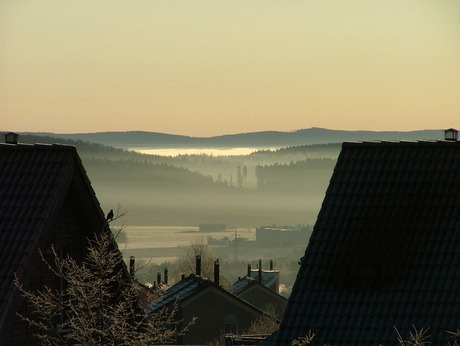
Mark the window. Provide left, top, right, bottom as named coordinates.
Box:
left=224, top=314, right=238, bottom=334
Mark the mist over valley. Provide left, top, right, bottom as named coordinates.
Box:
left=18, top=129, right=444, bottom=293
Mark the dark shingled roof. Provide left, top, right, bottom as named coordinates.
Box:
left=276, top=140, right=460, bottom=345
left=230, top=275, right=283, bottom=297
left=230, top=276, right=258, bottom=295
left=233, top=266, right=281, bottom=294
left=144, top=274, right=210, bottom=313
left=145, top=274, right=263, bottom=315
left=0, top=142, right=109, bottom=339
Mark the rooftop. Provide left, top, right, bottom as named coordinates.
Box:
left=277, top=140, right=460, bottom=345
left=0, top=142, right=108, bottom=337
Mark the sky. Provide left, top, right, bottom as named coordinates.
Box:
left=1, top=1, right=459, bottom=137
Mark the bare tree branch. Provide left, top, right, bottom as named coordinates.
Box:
left=16, top=228, right=190, bottom=345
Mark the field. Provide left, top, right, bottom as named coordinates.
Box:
left=117, top=226, right=256, bottom=264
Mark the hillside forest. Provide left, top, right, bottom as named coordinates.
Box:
left=22, top=134, right=339, bottom=227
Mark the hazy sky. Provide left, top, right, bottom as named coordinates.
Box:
left=1, top=1, right=459, bottom=136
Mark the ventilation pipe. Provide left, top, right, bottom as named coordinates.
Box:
left=196, top=255, right=202, bottom=276
left=214, top=259, right=220, bottom=286
left=129, top=256, right=135, bottom=277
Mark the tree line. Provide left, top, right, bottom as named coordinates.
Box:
left=255, top=159, right=336, bottom=191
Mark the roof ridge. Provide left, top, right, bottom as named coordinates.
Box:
left=0, top=143, right=77, bottom=150
left=343, top=140, right=460, bottom=147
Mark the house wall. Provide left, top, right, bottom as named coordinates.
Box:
left=238, top=286, right=287, bottom=319
left=248, top=270, right=280, bottom=293
left=180, top=286, right=262, bottom=345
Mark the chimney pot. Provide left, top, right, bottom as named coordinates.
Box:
left=164, top=268, right=168, bottom=285
left=258, top=259, right=262, bottom=283
left=129, top=256, right=135, bottom=277
left=444, top=128, right=458, bottom=141
left=196, top=255, right=202, bottom=276
left=214, top=259, right=220, bottom=286
left=4, top=132, right=19, bottom=144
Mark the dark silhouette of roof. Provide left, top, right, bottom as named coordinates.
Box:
left=145, top=274, right=261, bottom=314
left=276, top=140, right=460, bottom=345
left=230, top=276, right=260, bottom=295
left=145, top=274, right=209, bottom=313
left=0, top=142, right=111, bottom=342
left=230, top=276, right=284, bottom=298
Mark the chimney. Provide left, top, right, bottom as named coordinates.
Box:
left=270, top=259, right=274, bottom=271
left=196, top=255, right=202, bottom=276
left=164, top=268, right=168, bottom=285
left=445, top=128, right=458, bottom=141
left=129, top=256, right=135, bottom=277
left=247, top=264, right=251, bottom=277
left=157, top=272, right=161, bottom=285
left=181, top=274, right=185, bottom=280
left=258, top=259, right=262, bottom=283
left=4, top=132, right=19, bottom=144
left=214, top=259, right=220, bottom=286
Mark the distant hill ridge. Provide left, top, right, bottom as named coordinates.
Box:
left=27, top=128, right=443, bottom=149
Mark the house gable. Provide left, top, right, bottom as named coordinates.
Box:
left=146, top=274, right=264, bottom=344
left=276, top=140, right=460, bottom=345
left=236, top=282, right=287, bottom=318
left=180, top=284, right=263, bottom=344
left=0, top=143, right=115, bottom=344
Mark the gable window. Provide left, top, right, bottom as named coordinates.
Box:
left=224, top=314, right=239, bottom=334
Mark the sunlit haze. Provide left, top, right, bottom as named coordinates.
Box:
left=1, top=1, right=459, bottom=136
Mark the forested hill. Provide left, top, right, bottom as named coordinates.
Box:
left=14, top=133, right=339, bottom=226
left=19, top=134, right=155, bottom=161
left=27, top=128, right=442, bottom=148
left=18, top=133, right=231, bottom=188
left=17, top=134, right=342, bottom=163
